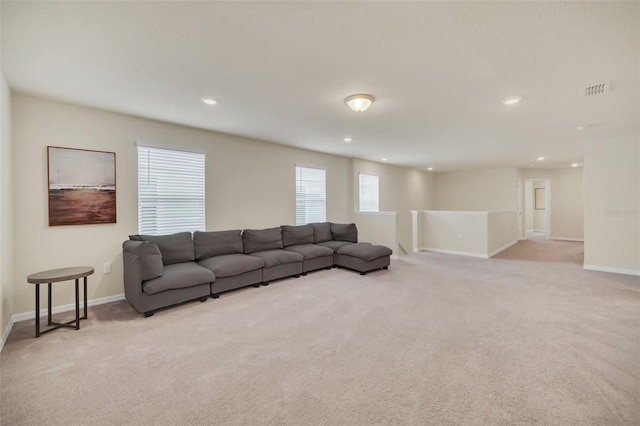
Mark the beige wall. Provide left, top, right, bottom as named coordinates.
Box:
left=583, top=133, right=639, bottom=273
left=1, top=75, right=14, bottom=339
left=352, top=212, right=398, bottom=256
left=519, top=168, right=584, bottom=240
left=11, top=94, right=357, bottom=316
left=434, top=168, right=518, bottom=211
left=352, top=159, right=434, bottom=255
left=420, top=211, right=488, bottom=257
left=487, top=210, right=518, bottom=256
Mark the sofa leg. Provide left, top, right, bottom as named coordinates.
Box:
left=301, top=272, right=307, bottom=276
left=252, top=284, right=261, bottom=288
left=294, top=275, right=300, bottom=278
left=383, top=266, right=388, bottom=270
left=199, top=296, right=208, bottom=302
left=262, top=282, right=269, bottom=286
left=360, top=272, right=366, bottom=276
left=211, top=294, right=220, bottom=299
left=326, top=267, right=332, bottom=270
left=144, top=311, right=154, bottom=318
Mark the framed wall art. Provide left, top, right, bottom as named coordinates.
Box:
left=47, top=146, right=116, bottom=226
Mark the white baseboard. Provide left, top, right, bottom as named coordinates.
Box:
left=583, top=264, right=640, bottom=277
left=488, top=240, right=519, bottom=258
left=550, top=237, right=584, bottom=242
left=533, top=229, right=546, bottom=233
left=390, top=255, right=400, bottom=260
left=0, top=316, right=15, bottom=353
left=1, top=293, right=125, bottom=352
left=419, top=247, right=489, bottom=259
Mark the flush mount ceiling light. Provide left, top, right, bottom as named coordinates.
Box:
left=345, top=94, right=374, bottom=112
left=502, top=96, right=522, bottom=105
left=343, top=137, right=352, bottom=143
left=201, top=97, right=217, bottom=105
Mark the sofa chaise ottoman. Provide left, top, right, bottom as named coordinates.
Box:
left=335, top=242, right=393, bottom=275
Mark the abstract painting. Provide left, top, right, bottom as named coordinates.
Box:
left=48, top=146, right=116, bottom=226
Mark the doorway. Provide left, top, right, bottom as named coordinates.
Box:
left=524, top=179, right=550, bottom=239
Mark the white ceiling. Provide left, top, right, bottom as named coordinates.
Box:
left=2, top=1, right=638, bottom=171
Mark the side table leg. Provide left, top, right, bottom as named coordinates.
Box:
left=83, top=276, right=88, bottom=319
left=75, top=278, right=80, bottom=330
left=35, top=284, right=40, bottom=338
left=48, top=283, right=52, bottom=325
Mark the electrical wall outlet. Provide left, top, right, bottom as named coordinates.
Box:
left=103, top=262, right=112, bottom=274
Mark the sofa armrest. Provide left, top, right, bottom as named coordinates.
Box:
left=122, top=240, right=164, bottom=313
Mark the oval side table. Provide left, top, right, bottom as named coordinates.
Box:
left=27, top=266, right=94, bottom=338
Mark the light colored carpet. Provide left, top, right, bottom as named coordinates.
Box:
left=1, top=240, right=639, bottom=425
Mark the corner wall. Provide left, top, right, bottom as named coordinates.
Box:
left=351, top=159, right=434, bottom=255
left=583, top=132, right=639, bottom=274
left=434, top=168, right=518, bottom=211
left=1, top=74, right=14, bottom=343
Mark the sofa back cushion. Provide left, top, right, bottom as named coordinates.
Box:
left=242, top=226, right=282, bottom=254
left=122, top=240, right=164, bottom=281
left=281, top=225, right=314, bottom=247
left=129, top=232, right=194, bottom=265
left=242, top=227, right=283, bottom=254
left=330, top=223, right=358, bottom=243
left=193, top=230, right=243, bottom=260
left=309, top=222, right=332, bottom=243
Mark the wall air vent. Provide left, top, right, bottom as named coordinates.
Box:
left=582, top=82, right=610, bottom=97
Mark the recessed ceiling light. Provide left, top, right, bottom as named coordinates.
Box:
left=576, top=126, right=585, bottom=131
left=427, top=167, right=433, bottom=171
left=571, top=163, right=579, bottom=167
left=537, top=157, right=545, bottom=161
left=343, top=137, right=352, bottom=143
left=381, top=158, right=387, bottom=162
left=201, top=97, right=217, bottom=105
left=502, top=96, right=522, bottom=105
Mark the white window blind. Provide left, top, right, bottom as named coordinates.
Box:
left=359, top=173, right=379, bottom=212
left=137, top=144, right=205, bottom=235
left=295, top=166, right=326, bottom=225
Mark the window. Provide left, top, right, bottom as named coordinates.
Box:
left=359, top=173, right=379, bottom=212
left=295, top=166, right=326, bottom=225
left=137, top=144, right=205, bottom=235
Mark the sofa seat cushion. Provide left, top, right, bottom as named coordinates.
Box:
left=284, top=244, right=334, bottom=260
left=316, top=240, right=358, bottom=252
left=142, top=262, right=215, bottom=296
left=248, top=249, right=303, bottom=268
left=198, top=253, right=264, bottom=278
left=337, top=242, right=392, bottom=261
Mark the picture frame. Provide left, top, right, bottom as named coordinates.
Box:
left=47, top=146, right=117, bottom=226
left=535, top=188, right=546, bottom=210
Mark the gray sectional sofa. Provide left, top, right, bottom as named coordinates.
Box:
left=123, top=222, right=392, bottom=317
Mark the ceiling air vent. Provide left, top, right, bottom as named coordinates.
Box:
left=582, top=82, right=610, bottom=97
